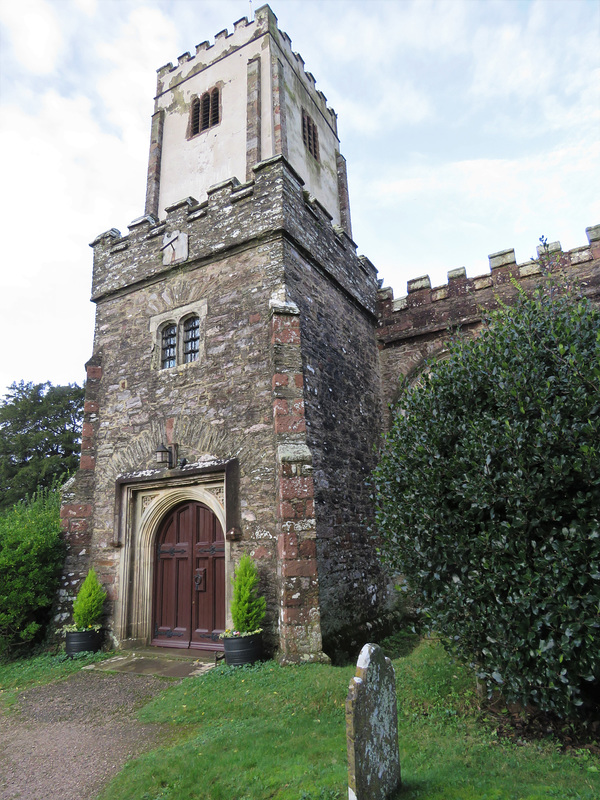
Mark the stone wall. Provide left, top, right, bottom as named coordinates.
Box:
left=62, top=237, right=284, bottom=647
left=377, top=225, right=600, bottom=425
left=284, top=240, right=387, bottom=654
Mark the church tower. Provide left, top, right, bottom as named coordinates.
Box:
left=60, top=5, right=386, bottom=663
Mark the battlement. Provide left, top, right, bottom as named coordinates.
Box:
left=377, top=225, right=600, bottom=345
left=155, top=4, right=336, bottom=128
left=90, top=156, right=374, bottom=312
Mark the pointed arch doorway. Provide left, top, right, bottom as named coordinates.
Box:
left=152, top=500, right=225, bottom=650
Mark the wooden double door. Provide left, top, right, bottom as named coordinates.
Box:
left=152, top=501, right=225, bottom=650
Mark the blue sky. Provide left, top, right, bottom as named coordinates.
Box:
left=0, top=0, right=598, bottom=392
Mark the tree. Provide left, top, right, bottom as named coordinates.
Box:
left=0, top=382, right=85, bottom=511
left=0, top=486, right=64, bottom=656
left=374, top=278, right=600, bottom=718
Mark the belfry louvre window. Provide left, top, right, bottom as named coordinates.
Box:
left=183, top=316, right=200, bottom=363
left=302, top=109, right=319, bottom=160
left=161, top=324, right=177, bottom=369
left=191, top=88, right=220, bottom=136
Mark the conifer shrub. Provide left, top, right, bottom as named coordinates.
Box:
left=230, top=554, right=266, bottom=633
left=374, top=278, right=600, bottom=718
left=0, top=487, right=64, bottom=657
left=72, top=568, right=107, bottom=630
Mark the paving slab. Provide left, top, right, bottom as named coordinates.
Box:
left=91, top=652, right=217, bottom=678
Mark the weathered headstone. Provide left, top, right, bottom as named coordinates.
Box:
left=346, top=643, right=401, bottom=800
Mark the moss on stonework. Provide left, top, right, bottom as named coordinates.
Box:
left=165, top=86, right=187, bottom=115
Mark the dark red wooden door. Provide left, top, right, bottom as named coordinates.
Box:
left=152, top=502, right=225, bottom=650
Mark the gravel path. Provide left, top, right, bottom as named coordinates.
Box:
left=0, top=669, right=176, bottom=800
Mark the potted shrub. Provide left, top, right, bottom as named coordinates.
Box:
left=64, top=567, right=107, bottom=655
left=220, top=553, right=266, bottom=665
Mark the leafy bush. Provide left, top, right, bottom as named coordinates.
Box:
left=0, top=488, right=64, bottom=657
left=72, top=568, right=106, bottom=630
left=230, top=554, right=266, bottom=633
left=374, top=279, right=600, bottom=718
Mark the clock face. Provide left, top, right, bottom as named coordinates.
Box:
left=161, top=230, right=189, bottom=266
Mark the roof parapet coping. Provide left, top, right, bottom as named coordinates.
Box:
left=254, top=153, right=305, bottom=188
left=207, top=177, right=241, bottom=196
left=128, top=214, right=158, bottom=231
left=91, top=157, right=375, bottom=311
left=380, top=224, right=599, bottom=313
left=536, top=240, right=561, bottom=257
left=359, top=255, right=377, bottom=275
left=489, top=248, right=516, bottom=270
left=587, top=224, right=600, bottom=243
left=89, top=228, right=121, bottom=248
left=407, top=275, right=432, bottom=293
left=304, top=192, right=333, bottom=222
left=164, top=196, right=198, bottom=213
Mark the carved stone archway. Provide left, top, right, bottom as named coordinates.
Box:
left=112, top=469, right=233, bottom=648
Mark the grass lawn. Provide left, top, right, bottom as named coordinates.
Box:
left=98, top=638, right=599, bottom=800
left=1, top=642, right=597, bottom=799
left=0, top=649, right=110, bottom=708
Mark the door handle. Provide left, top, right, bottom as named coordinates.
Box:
left=194, top=568, right=206, bottom=591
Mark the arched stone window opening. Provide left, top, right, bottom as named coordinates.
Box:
left=302, top=108, right=319, bottom=161
left=190, top=98, right=201, bottom=136
left=183, top=315, right=200, bottom=363
left=210, top=88, right=220, bottom=127
left=189, top=88, right=220, bottom=137
left=161, top=324, right=177, bottom=369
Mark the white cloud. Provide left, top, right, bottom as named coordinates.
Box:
left=71, top=0, right=97, bottom=14
left=371, top=135, right=599, bottom=225
left=95, top=7, right=179, bottom=142
left=0, top=0, right=62, bottom=74
left=336, top=76, right=433, bottom=135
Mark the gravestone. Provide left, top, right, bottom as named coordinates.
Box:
left=346, top=643, right=401, bottom=800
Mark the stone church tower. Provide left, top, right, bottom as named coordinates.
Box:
left=60, top=5, right=387, bottom=663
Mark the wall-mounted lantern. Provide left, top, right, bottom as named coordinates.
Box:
left=155, top=442, right=176, bottom=469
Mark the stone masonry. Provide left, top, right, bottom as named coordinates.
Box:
left=377, top=224, right=600, bottom=425
left=59, top=152, right=388, bottom=662
left=57, top=4, right=600, bottom=664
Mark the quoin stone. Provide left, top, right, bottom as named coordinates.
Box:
left=346, top=643, right=401, bottom=800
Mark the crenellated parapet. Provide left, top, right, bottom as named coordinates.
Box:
left=91, top=155, right=376, bottom=313
left=155, top=4, right=337, bottom=131
left=377, top=225, right=600, bottom=347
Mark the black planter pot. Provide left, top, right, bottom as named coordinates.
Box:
left=65, top=629, right=103, bottom=656
left=223, top=632, right=262, bottom=666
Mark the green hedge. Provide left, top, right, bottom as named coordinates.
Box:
left=0, top=488, right=64, bottom=657
left=374, top=280, right=600, bottom=718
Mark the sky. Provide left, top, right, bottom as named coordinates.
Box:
left=0, top=0, right=598, bottom=394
